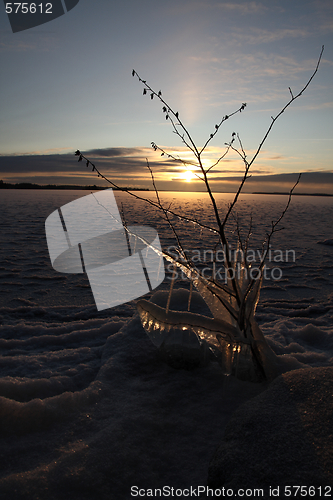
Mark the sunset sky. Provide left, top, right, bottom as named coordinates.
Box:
left=0, top=0, right=332, bottom=192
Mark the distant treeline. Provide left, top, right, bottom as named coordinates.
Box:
left=0, top=181, right=149, bottom=191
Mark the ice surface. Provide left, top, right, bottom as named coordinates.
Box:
left=208, top=367, right=333, bottom=490
left=317, top=238, right=333, bottom=246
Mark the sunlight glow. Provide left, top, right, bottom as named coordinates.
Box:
left=183, top=170, right=194, bottom=182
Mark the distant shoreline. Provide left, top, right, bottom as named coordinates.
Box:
left=0, top=181, right=149, bottom=191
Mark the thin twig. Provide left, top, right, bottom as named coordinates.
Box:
left=221, top=45, right=324, bottom=228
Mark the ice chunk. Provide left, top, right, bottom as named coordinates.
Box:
left=137, top=285, right=283, bottom=382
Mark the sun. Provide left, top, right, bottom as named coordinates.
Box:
left=183, top=169, right=194, bottom=182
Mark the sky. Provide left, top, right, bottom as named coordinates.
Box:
left=0, top=0, right=332, bottom=192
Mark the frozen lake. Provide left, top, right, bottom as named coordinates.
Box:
left=0, top=189, right=332, bottom=498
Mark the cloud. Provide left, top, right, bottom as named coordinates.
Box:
left=0, top=31, right=60, bottom=52
left=164, top=0, right=266, bottom=17
left=215, top=2, right=265, bottom=14
left=185, top=40, right=324, bottom=111
left=199, top=48, right=317, bottom=80
left=0, top=152, right=144, bottom=175
left=83, top=147, right=148, bottom=157
left=0, top=40, right=36, bottom=52
left=232, top=27, right=311, bottom=45
left=295, top=101, right=333, bottom=111
left=1, top=148, right=332, bottom=193
left=0, top=145, right=298, bottom=179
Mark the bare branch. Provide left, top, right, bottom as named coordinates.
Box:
left=199, top=103, right=246, bottom=155
left=247, top=46, right=324, bottom=171
left=221, top=45, right=324, bottom=228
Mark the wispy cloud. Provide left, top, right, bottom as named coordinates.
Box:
left=231, top=27, right=311, bottom=45
left=294, top=101, right=333, bottom=111
left=192, top=47, right=318, bottom=80
left=0, top=40, right=36, bottom=52
left=164, top=1, right=266, bottom=17
left=187, top=46, right=324, bottom=110
left=215, top=2, right=266, bottom=14
left=0, top=31, right=60, bottom=52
